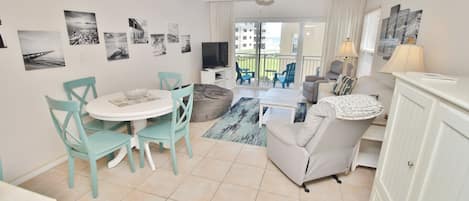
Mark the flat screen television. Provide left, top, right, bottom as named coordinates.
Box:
left=202, top=42, right=228, bottom=68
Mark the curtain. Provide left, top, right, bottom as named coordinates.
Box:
left=209, top=1, right=234, bottom=66
left=320, top=0, right=367, bottom=76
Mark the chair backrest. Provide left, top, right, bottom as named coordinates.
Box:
left=45, top=96, right=90, bottom=154
left=304, top=103, right=372, bottom=155
left=63, top=77, right=98, bottom=115
left=169, top=84, right=194, bottom=135
left=329, top=60, right=353, bottom=76
left=235, top=62, right=242, bottom=77
left=159, top=72, right=182, bottom=90
left=285, top=63, right=296, bottom=82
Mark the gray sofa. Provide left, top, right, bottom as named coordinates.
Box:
left=303, top=60, right=353, bottom=103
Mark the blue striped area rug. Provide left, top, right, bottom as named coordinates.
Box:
left=202, top=97, right=307, bottom=146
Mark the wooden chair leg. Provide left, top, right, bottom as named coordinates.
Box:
left=126, top=143, right=135, bottom=172
left=184, top=133, right=193, bottom=158
left=159, top=142, right=164, bottom=153
left=89, top=159, right=98, bottom=198
left=139, top=138, right=145, bottom=168
left=169, top=142, right=178, bottom=175
left=67, top=156, right=75, bottom=188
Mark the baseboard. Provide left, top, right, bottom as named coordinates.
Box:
left=10, top=155, right=67, bottom=185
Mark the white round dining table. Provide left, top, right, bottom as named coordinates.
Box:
left=86, top=89, right=172, bottom=169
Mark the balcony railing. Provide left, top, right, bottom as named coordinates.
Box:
left=235, top=53, right=321, bottom=87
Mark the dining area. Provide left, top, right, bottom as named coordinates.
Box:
left=42, top=72, right=195, bottom=199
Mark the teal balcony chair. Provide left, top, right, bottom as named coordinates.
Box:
left=158, top=72, right=182, bottom=90
left=138, top=84, right=194, bottom=175
left=236, top=62, right=254, bottom=85
left=63, top=77, right=131, bottom=133
left=45, top=96, right=135, bottom=198
left=273, top=63, right=296, bottom=88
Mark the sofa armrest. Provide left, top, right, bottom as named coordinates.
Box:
left=305, top=75, right=325, bottom=82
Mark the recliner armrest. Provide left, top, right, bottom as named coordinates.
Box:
left=305, top=75, right=325, bottom=82
left=266, top=122, right=297, bottom=146
left=266, top=122, right=319, bottom=147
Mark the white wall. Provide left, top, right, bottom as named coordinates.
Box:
left=233, top=0, right=329, bottom=21
left=369, top=0, right=469, bottom=77
left=0, top=0, right=210, bottom=183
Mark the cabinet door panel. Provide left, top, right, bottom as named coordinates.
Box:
left=375, top=81, right=435, bottom=201
left=415, top=103, right=469, bottom=201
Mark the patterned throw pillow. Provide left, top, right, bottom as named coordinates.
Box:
left=332, top=74, right=357, bottom=96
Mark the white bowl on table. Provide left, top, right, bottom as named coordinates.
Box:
left=124, top=89, right=148, bottom=100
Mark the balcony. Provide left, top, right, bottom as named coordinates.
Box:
left=235, top=53, right=321, bottom=88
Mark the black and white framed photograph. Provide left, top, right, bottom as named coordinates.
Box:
left=128, top=18, right=149, bottom=44
left=64, top=10, right=99, bottom=45
left=386, top=5, right=400, bottom=39
left=405, top=10, right=423, bottom=44
left=167, top=23, right=179, bottom=43
left=377, top=18, right=389, bottom=55
left=104, top=32, right=129, bottom=61
left=18, top=30, right=66, bottom=71
left=150, top=34, right=166, bottom=56
left=180, top=34, right=191, bottom=53
left=395, top=9, right=409, bottom=44
left=0, top=18, right=7, bottom=48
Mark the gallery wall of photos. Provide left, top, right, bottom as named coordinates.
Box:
left=377, top=4, right=423, bottom=60
left=1, top=10, right=192, bottom=71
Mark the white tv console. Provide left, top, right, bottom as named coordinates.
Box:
left=200, top=67, right=235, bottom=89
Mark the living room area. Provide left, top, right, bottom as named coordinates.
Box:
left=1, top=0, right=469, bottom=201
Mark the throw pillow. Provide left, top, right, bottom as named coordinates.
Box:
left=332, top=74, right=357, bottom=96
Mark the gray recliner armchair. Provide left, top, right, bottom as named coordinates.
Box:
left=303, top=60, right=353, bottom=103
left=266, top=102, right=373, bottom=191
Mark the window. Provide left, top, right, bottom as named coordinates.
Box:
left=243, top=29, right=247, bottom=32
left=243, top=44, right=247, bottom=47
left=360, top=9, right=381, bottom=53
left=243, top=36, right=247, bottom=40
left=357, top=9, right=381, bottom=77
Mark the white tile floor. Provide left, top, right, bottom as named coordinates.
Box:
left=19, top=87, right=375, bottom=201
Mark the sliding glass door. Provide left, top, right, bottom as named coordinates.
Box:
left=235, top=21, right=325, bottom=88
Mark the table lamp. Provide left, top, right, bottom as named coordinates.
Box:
left=337, top=37, right=358, bottom=76
left=381, top=44, right=425, bottom=73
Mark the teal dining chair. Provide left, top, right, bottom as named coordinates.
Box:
left=138, top=84, right=194, bottom=175
left=158, top=72, right=182, bottom=90
left=45, top=96, right=135, bottom=198
left=63, top=77, right=131, bottom=133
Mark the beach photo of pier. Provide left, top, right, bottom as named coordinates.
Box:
left=18, top=30, right=66, bottom=71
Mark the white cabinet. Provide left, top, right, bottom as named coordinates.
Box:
left=370, top=72, right=469, bottom=201
left=200, top=67, right=235, bottom=89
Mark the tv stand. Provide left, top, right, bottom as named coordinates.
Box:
left=200, top=67, right=234, bottom=89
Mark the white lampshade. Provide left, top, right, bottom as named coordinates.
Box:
left=337, top=38, right=358, bottom=58
left=381, top=44, right=425, bottom=73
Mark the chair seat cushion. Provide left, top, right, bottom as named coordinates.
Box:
left=138, top=119, right=172, bottom=140
left=86, top=131, right=131, bottom=155
left=84, top=117, right=126, bottom=132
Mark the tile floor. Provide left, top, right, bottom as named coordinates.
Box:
left=19, top=87, right=375, bottom=201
